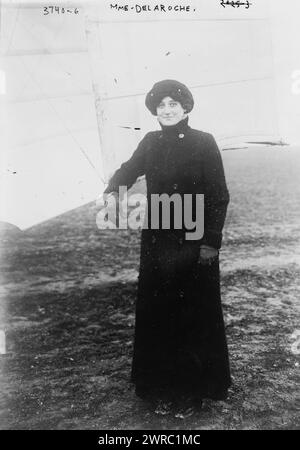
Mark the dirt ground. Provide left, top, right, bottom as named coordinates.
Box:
left=0, top=146, right=299, bottom=430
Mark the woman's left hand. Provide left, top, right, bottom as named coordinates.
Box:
left=198, top=245, right=219, bottom=265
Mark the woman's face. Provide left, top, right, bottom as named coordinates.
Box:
left=156, top=96, right=186, bottom=126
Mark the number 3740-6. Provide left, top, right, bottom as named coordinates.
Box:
left=43, top=6, right=79, bottom=15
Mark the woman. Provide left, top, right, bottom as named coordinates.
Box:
left=103, top=79, right=231, bottom=415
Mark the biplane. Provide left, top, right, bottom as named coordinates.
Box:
left=0, top=0, right=299, bottom=230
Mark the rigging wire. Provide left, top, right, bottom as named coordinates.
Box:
left=2, top=6, right=104, bottom=183
left=7, top=12, right=87, bottom=103
left=17, top=53, right=105, bottom=183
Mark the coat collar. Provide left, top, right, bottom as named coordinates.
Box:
left=158, top=116, right=190, bottom=139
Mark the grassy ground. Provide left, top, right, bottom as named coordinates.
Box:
left=0, top=146, right=299, bottom=429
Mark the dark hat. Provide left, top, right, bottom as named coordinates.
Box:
left=145, top=79, right=194, bottom=116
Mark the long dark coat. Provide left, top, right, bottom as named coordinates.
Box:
left=105, top=117, right=231, bottom=400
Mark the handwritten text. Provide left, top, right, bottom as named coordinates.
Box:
left=220, top=0, right=252, bottom=8
left=110, top=3, right=195, bottom=13
left=43, top=6, right=79, bottom=15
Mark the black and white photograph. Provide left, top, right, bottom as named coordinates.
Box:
left=0, top=0, right=299, bottom=432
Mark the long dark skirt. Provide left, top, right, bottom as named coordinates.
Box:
left=130, top=229, right=231, bottom=400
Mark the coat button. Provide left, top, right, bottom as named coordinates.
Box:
left=178, top=133, right=184, bottom=139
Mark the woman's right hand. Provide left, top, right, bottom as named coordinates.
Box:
left=98, top=190, right=119, bottom=205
